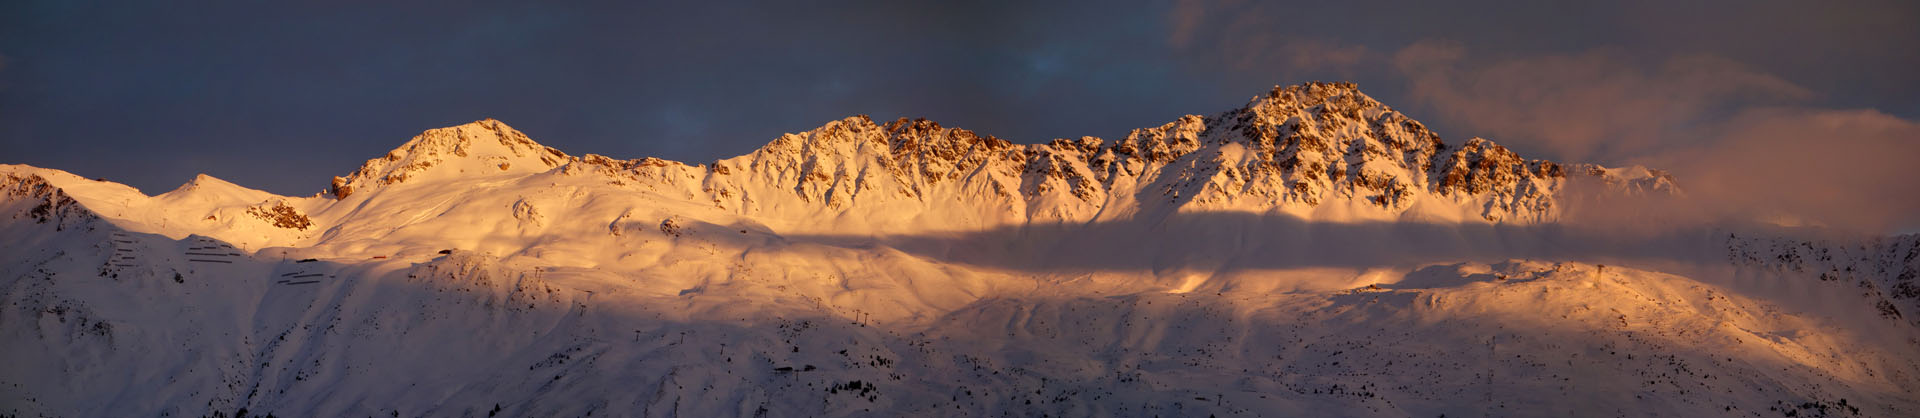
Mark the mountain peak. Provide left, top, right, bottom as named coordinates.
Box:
left=1264, top=81, right=1371, bottom=102
left=173, top=173, right=237, bottom=191
left=328, top=119, right=571, bottom=199
left=1235, top=81, right=1387, bottom=123
left=158, top=173, right=273, bottom=205
left=406, top=118, right=545, bottom=156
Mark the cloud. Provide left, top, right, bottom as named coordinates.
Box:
left=1389, top=42, right=1920, bottom=233
left=1648, top=107, right=1920, bottom=233
left=1165, top=0, right=1216, bottom=49
left=1388, top=41, right=1920, bottom=233
left=1392, top=41, right=1812, bottom=163
left=1165, top=0, right=1377, bottom=76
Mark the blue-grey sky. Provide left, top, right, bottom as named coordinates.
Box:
left=3, top=1, right=1916, bottom=230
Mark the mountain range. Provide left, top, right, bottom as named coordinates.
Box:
left=3, top=82, right=1914, bottom=417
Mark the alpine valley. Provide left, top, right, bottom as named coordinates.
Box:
left=4, top=82, right=1916, bottom=417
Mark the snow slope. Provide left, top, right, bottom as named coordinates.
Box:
left=2, top=82, right=1912, bottom=418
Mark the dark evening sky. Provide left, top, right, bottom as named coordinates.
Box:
left=3, top=1, right=1916, bottom=229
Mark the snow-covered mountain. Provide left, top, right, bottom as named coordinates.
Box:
left=3, top=82, right=1912, bottom=417
left=701, top=81, right=1676, bottom=230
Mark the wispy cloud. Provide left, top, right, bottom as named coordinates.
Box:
left=1388, top=41, right=1917, bottom=232
left=1392, top=41, right=1812, bottom=162
left=1651, top=107, right=1920, bottom=232
left=1166, top=0, right=1375, bottom=77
